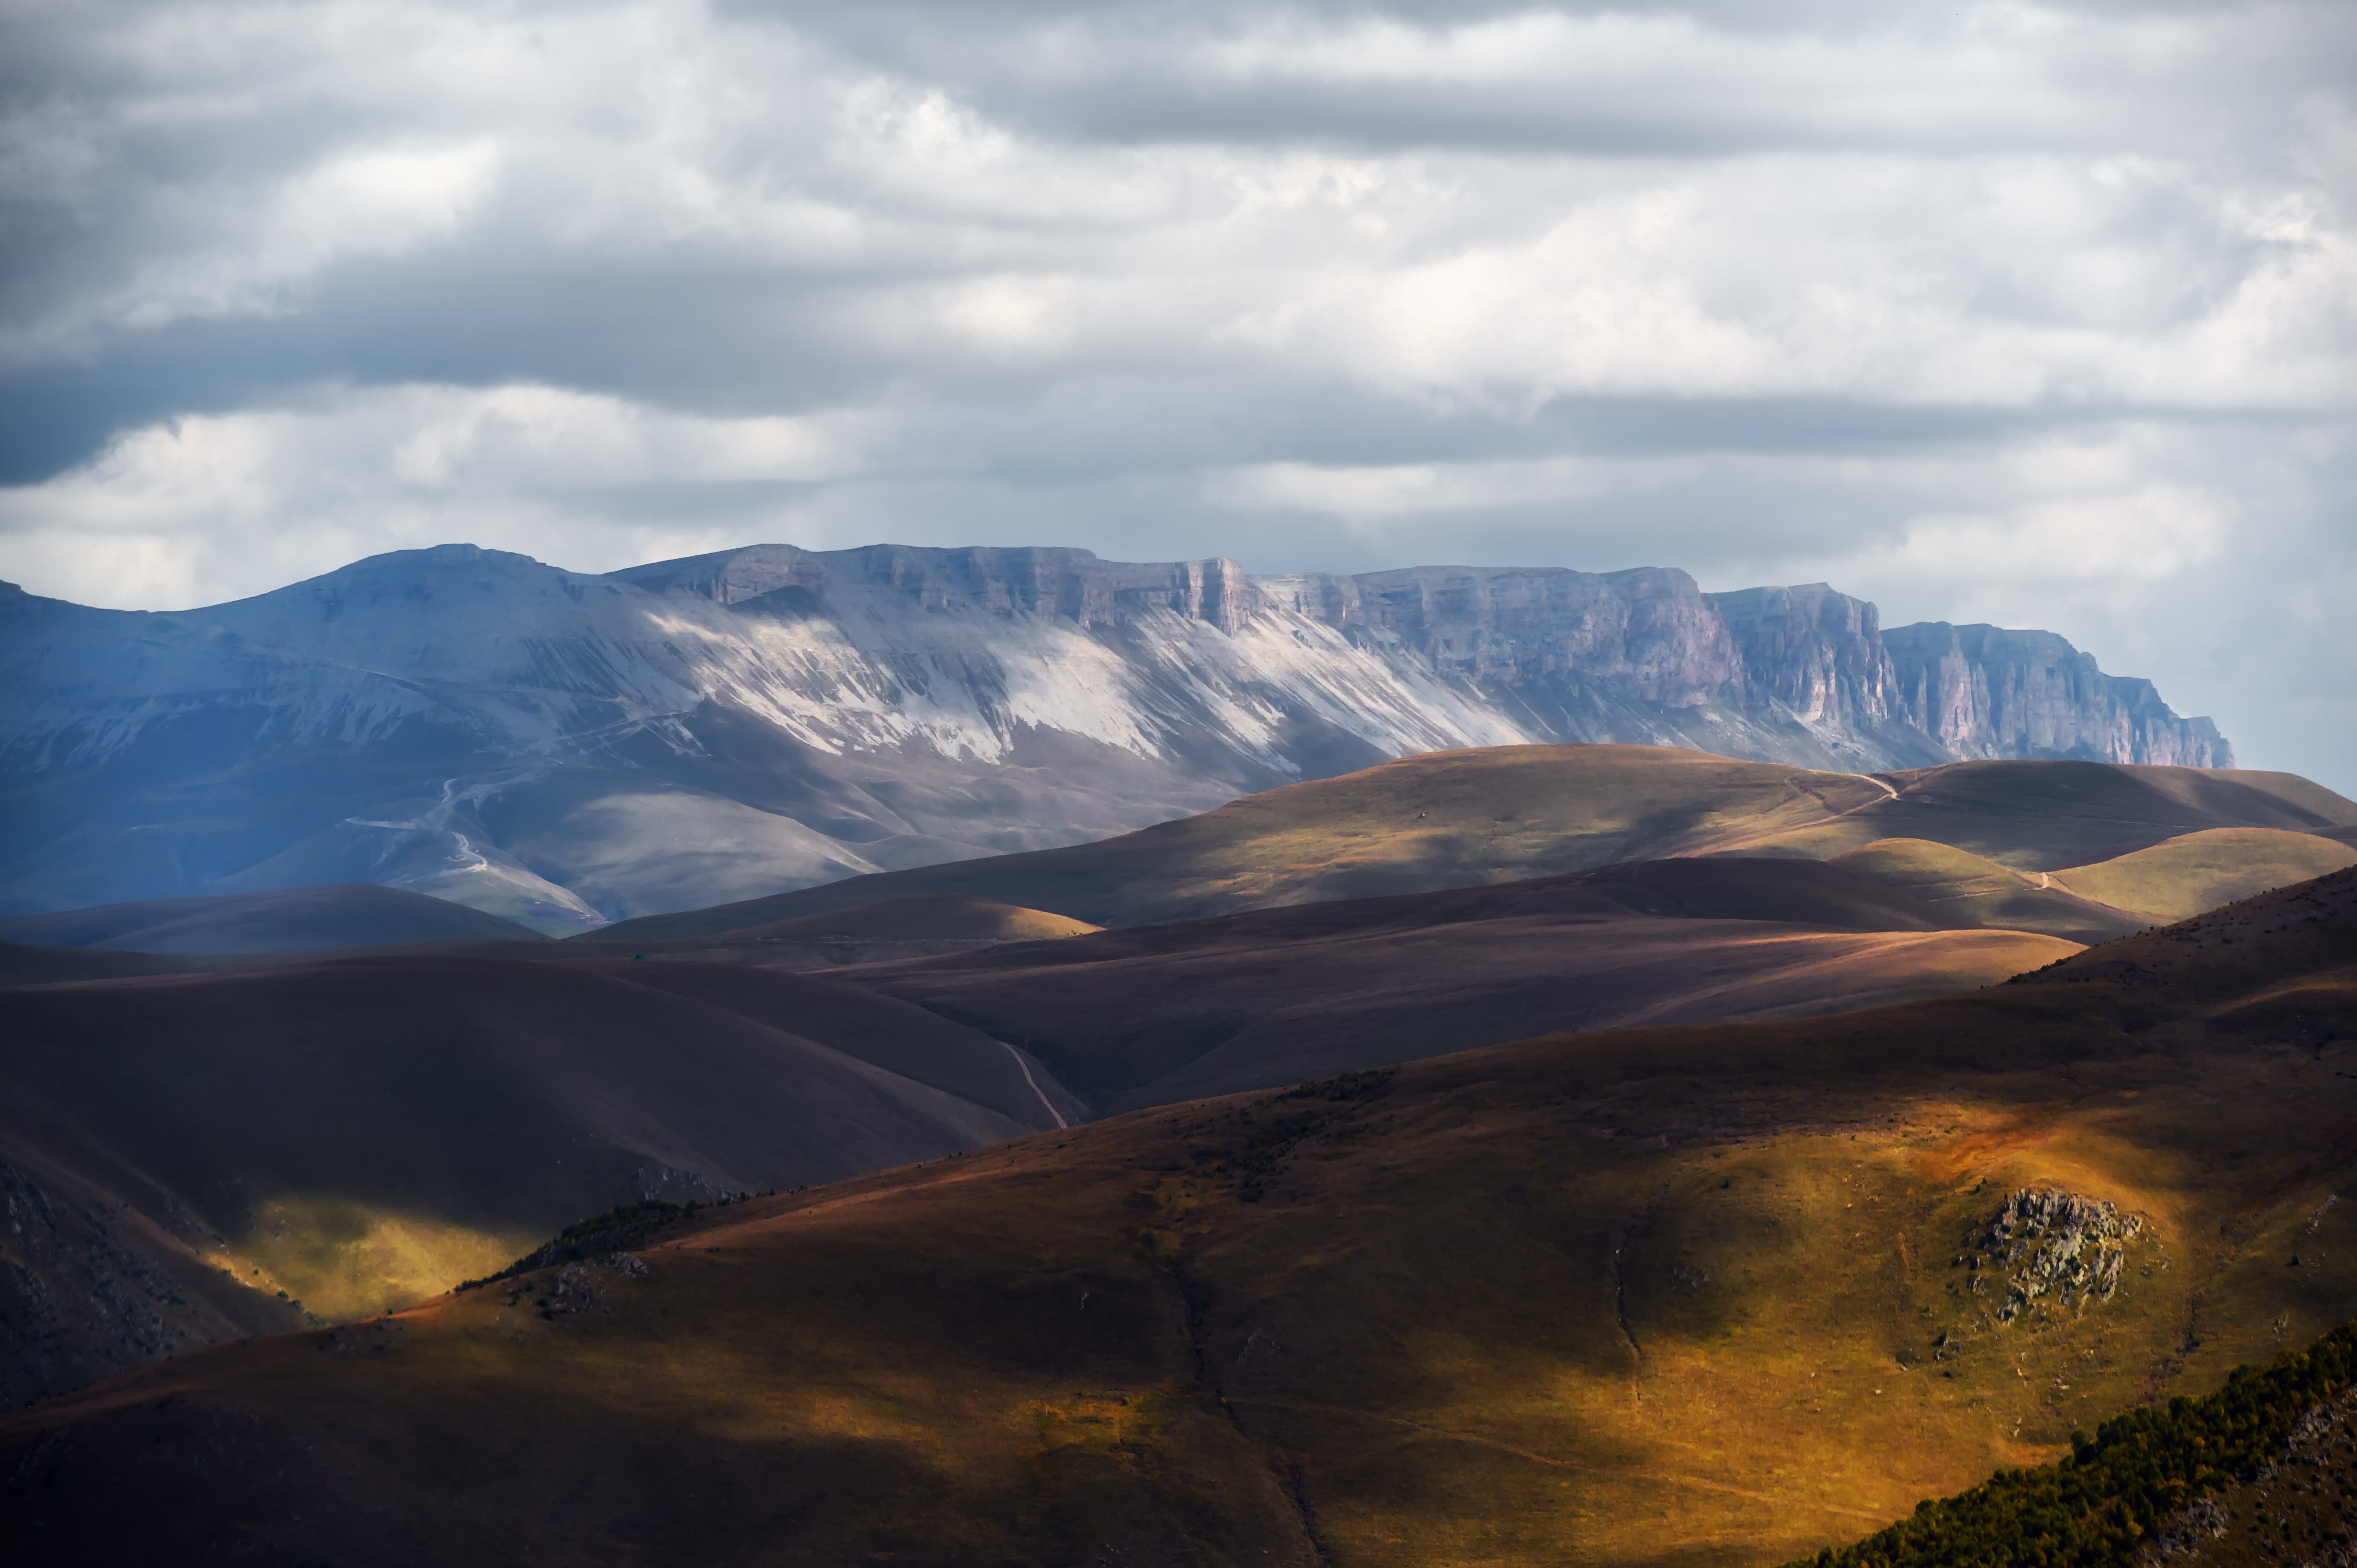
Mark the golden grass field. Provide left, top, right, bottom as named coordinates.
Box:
left=2051, top=826, right=2357, bottom=922
left=1827, top=837, right=2146, bottom=942
left=591, top=745, right=2357, bottom=939
left=851, top=871, right=2083, bottom=1110
left=11, top=746, right=2357, bottom=1429
left=9, top=868, right=2357, bottom=1566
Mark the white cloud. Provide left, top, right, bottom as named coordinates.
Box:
left=0, top=383, right=856, bottom=608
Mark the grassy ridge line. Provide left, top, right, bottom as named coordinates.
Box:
left=1794, top=1321, right=2357, bottom=1567
left=450, top=1190, right=800, bottom=1291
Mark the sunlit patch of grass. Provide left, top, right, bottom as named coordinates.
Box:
left=233, top=1195, right=537, bottom=1321
left=25, top=910, right=2357, bottom=1566
left=2053, top=827, right=2357, bottom=922
left=1164, top=1073, right=2357, bottom=1568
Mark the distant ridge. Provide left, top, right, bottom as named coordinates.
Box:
left=0, top=883, right=542, bottom=954
left=591, top=746, right=2352, bottom=941
left=0, top=544, right=2230, bottom=924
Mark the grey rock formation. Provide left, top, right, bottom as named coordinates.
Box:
left=1885, top=622, right=2232, bottom=768
left=0, top=543, right=2230, bottom=925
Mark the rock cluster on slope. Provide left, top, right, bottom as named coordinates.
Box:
left=1974, top=1187, right=2148, bottom=1324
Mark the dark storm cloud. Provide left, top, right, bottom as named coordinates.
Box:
left=0, top=0, right=2351, bottom=784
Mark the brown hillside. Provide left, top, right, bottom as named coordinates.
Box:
left=1744, top=759, right=2357, bottom=869
left=0, top=939, right=216, bottom=985
left=9, top=871, right=2357, bottom=1566
left=683, top=893, right=1105, bottom=969
left=0, top=955, right=1063, bottom=1410
left=587, top=747, right=2357, bottom=940
left=0, top=883, right=544, bottom=953
left=846, top=857, right=2076, bottom=1111
left=717, top=893, right=1101, bottom=943
left=553, top=956, right=1088, bottom=1127
left=2049, top=827, right=2357, bottom=922
left=1829, top=837, right=2148, bottom=943
left=586, top=745, right=1901, bottom=938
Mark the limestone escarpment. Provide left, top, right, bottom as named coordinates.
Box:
left=616, top=544, right=1265, bottom=636
left=1884, top=622, right=2232, bottom=768
left=1704, top=583, right=1899, bottom=730
left=605, top=546, right=2227, bottom=772
left=1256, top=565, right=1742, bottom=704
left=0, top=542, right=2232, bottom=922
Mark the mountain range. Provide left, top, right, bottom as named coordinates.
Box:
left=5, top=539, right=2350, bottom=1568
left=0, top=542, right=2230, bottom=928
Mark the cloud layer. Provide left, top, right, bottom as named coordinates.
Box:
left=2, top=0, right=2352, bottom=782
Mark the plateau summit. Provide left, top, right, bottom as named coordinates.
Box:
left=0, top=543, right=2228, bottom=927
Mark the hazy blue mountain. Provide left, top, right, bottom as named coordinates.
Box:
left=0, top=543, right=2230, bottom=928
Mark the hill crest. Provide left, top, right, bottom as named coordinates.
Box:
left=592, top=745, right=2357, bottom=941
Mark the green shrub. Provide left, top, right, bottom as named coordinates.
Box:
left=1792, top=1322, right=2357, bottom=1567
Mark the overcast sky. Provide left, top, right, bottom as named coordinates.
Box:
left=2, top=0, right=2352, bottom=784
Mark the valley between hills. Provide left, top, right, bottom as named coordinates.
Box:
left=6, top=854, right=2357, bottom=1565
left=3, top=738, right=2357, bottom=1564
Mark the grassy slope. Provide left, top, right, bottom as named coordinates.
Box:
left=649, top=895, right=1110, bottom=972
left=2051, top=827, right=2357, bottom=923
left=0, top=883, right=544, bottom=953
left=586, top=748, right=2357, bottom=942
left=845, top=858, right=2078, bottom=1111
left=587, top=745, right=1901, bottom=938
left=716, top=893, right=1102, bottom=942
left=1743, top=760, right=2357, bottom=871
left=1830, top=837, right=2149, bottom=943
left=555, top=956, right=1090, bottom=1126
left=0, top=955, right=1057, bottom=1409
left=0, top=939, right=219, bottom=984
left=10, top=873, right=2357, bottom=1567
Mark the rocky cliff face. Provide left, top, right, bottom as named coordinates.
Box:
left=0, top=543, right=2230, bottom=924
left=1257, top=565, right=1742, bottom=701
left=1885, top=622, right=2232, bottom=768
left=1704, top=583, right=1896, bottom=729
left=618, top=544, right=1265, bottom=636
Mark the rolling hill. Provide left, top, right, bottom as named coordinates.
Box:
left=2049, top=825, right=2357, bottom=922
left=0, top=883, right=544, bottom=954
left=0, top=955, right=1071, bottom=1411
left=0, top=856, right=2057, bottom=1402
left=587, top=746, right=2357, bottom=941
left=5, top=744, right=2349, bottom=1420
left=1826, top=837, right=2149, bottom=942
left=0, top=940, right=217, bottom=985
left=683, top=893, right=1106, bottom=970
left=718, top=893, right=1102, bottom=945
left=7, top=869, right=2356, bottom=1566
left=843, top=857, right=2080, bottom=1111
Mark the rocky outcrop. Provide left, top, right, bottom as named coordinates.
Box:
left=1704, top=583, right=1898, bottom=730
left=1971, top=1187, right=2147, bottom=1324
left=607, top=545, right=2226, bottom=770
left=1885, top=622, right=2233, bottom=768
left=1258, top=565, right=1742, bottom=703
left=616, top=544, right=1265, bottom=636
